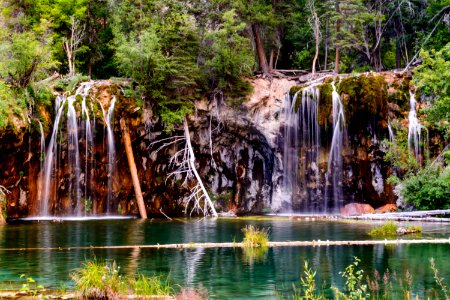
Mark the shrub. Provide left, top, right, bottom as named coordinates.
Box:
left=241, top=225, right=269, bottom=248
left=401, top=167, right=450, bottom=210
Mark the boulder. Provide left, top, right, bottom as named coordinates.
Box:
left=375, top=204, right=397, bottom=213
left=340, top=203, right=375, bottom=215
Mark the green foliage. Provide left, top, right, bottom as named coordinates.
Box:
left=205, top=9, right=255, bottom=101
left=54, top=74, right=90, bottom=92
left=241, top=225, right=269, bottom=248
left=332, top=257, right=369, bottom=300
left=0, top=82, right=28, bottom=129
left=401, top=166, right=450, bottom=210
left=413, top=43, right=450, bottom=138
left=0, top=22, right=57, bottom=89
left=368, top=221, right=398, bottom=237
left=19, top=274, right=47, bottom=297
left=430, top=258, right=450, bottom=300
left=71, top=259, right=174, bottom=298
left=293, top=260, right=324, bottom=300
left=129, top=274, right=173, bottom=296
left=71, top=259, right=126, bottom=298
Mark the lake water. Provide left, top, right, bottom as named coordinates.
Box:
left=0, top=218, right=449, bottom=298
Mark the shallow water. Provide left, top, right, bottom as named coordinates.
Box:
left=0, top=218, right=449, bottom=298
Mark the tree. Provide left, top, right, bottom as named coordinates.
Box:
left=306, top=0, right=321, bottom=74
left=63, top=16, right=85, bottom=77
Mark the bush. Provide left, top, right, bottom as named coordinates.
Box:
left=401, top=167, right=450, bottom=210
left=241, top=225, right=269, bottom=248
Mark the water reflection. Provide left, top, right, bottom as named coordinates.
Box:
left=0, top=219, right=449, bottom=299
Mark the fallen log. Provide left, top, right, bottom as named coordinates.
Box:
left=120, top=118, right=147, bottom=219
left=1, top=238, right=449, bottom=251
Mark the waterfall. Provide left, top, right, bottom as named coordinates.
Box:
left=99, top=96, right=117, bottom=214
left=280, top=91, right=300, bottom=211
left=40, top=83, right=95, bottom=216
left=40, top=95, right=67, bottom=216
left=38, top=120, right=45, bottom=172
left=388, top=120, right=395, bottom=143
left=80, top=83, right=94, bottom=214
left=277, top=86, right=321, bottom=212
left=299, top=86, right=321, bottom=211
left=325, top=82, right=346, bottom=213
left=407, top=91, right=428, bottom=161
left=67, top=95, right=82, bottom=215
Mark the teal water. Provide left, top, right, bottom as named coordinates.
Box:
left=0, top=218, right=449, bottom=298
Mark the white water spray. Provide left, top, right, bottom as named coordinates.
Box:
left=325, top=82, right=346, bottom=212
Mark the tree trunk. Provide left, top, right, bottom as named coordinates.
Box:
left=324, top=16, right=329, bottom=71
left=269, top=49, right=274, bottom=72
left=183, top=118, right=218, bottom=217
left=334, top=0, right=341, bottom=74
left=120, top=118, right=147, bottom=219
left=312, top=17, right=320, bottom=75
left=252, top=24, right=269, bottom=75
left=396, top=38, right=402, bottom=69
left=64, top=40, right=74, bottom=77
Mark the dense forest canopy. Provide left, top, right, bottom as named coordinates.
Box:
left=1, top=0, right=450, bottom=128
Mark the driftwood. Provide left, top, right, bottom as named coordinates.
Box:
left=120, top=118, right=147, bottom=219
left=1, top=239, right=449, bottom=251
left=343, top=209, right=450, bottom=222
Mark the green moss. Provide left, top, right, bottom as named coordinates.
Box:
left=338, top=74, right=388, bottom=122
left=317, top=83, right=333, bottom=127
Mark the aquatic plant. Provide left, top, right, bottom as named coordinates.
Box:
left=71, top=259, right=126, bottom=299
left=332, top=257, right=369, bottom=300
left=293, top=260, right=324, bottom=300
left=71, top=259, right=174, bottom=298
left=368, top=221, right=398, bottom=237
left=129, top=274, right=172, bottom=296
left=242, top=225, right=269, bottom=248
left=430, top=258, right=450, bottom=300
left=19, top=274, right=46, bottom=297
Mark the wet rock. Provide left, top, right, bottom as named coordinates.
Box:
left=340, top=203, right=375, bottom=215
left=375, top=203, right=397, bottom=213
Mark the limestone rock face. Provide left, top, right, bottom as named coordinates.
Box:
left=0, top=72, right=429, bottom=217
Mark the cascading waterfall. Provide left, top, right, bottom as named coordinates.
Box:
left=298, top=86, right=321, bottom=211
left=99, top=96, right=117, bottom=214
left=80, top=83, right=94, bottom=214
left=40, top=95, right=67, bottom=216
left=280, top=91, right=300, bottom=211
left=388, top=120, right=395, bottom=144
left=324, top=82, right=346, bottom=212
left=40, top=83, right=96, bottom=216
left=279, top=86, right=321, bottom=212
left=407, top=91, right=428, bottom=162
left=38, top=120, right=45, bottom=172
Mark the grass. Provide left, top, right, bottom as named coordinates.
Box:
left=290, top=257, right=449, bottom=300
left=130, top=274, right=173, bottom=296
left=71, top=259, right=173, bottom=298
left=368, top=221, right=398, bottom=237
left=242, top=225, right=269, bottom=248
left=368, top=221, right=422, bottom=237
